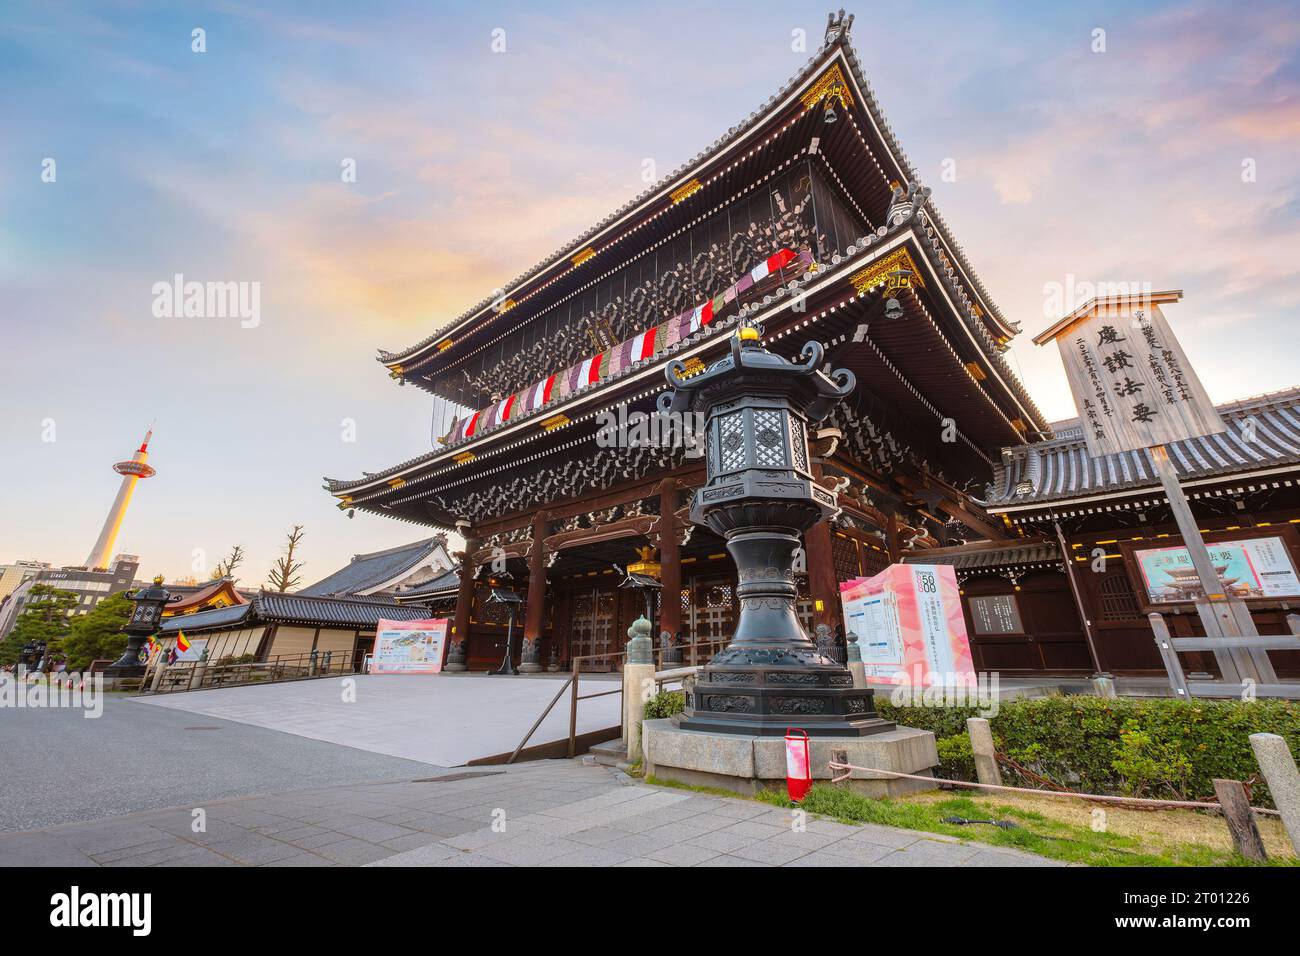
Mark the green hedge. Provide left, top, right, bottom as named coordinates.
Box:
left=878, top=697, right=1300, bottom=808
left=644, top=689, right=686, bottom=721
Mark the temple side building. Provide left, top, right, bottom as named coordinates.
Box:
left=931, top=388, right=1300, bottom=677
left=325, top=13, right=1052, bottom=672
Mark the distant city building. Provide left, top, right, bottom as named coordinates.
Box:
left=0, top=560, right=49, bottom=603
left=0, top=555, right=140, bottom=637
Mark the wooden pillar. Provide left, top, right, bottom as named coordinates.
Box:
left=658, top=481, right=682, bottom=640
left=885, top=512, right=901, bottom=563
left=452, top=537, right=478, bottom=659
left=524, top=513, right=550, bottom=644
left=806, top=463, right=838, bottom=633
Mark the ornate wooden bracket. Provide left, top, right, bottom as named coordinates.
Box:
left=544, top=513, right=656, bottom=552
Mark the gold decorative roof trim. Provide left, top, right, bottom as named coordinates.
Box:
left=800, top=63, right=854, bottom=110
left=571, top=247, right=596, bottom=267
left=680, top=356, right=706, bottom=379
left=850, top=247, right=924, bottom=295
left=540, top=414, right=570, bottom=431
left=453, top=451, right=477, bottom=463
left=670, top=179, right=703, bottom=204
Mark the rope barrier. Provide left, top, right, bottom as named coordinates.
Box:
left=827, top=760, right=1282, bottom=817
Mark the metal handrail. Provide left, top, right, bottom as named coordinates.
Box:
left=144, top=649, right=359, bottom=693
left=504, top=640, right=722, bottom=764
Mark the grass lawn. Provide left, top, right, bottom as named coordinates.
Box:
left=647, top=775, right=1298, bottom=867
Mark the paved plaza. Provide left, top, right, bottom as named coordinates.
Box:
left=0, top=695, right=443, bottom=831
left=0, top=755, right=1063, bottom=868
left=130, top=673, right=623, bottom=766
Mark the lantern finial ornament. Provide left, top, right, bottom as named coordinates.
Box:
left=659, top=334, right=893, bottom=737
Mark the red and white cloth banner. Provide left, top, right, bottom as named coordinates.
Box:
left=448, top=247, right=809, bottom=444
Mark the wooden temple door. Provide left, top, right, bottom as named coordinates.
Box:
left=685, top=575, right=735, bottom=656
left=593, top=589, right=618, bottom=668
left=566, top=587, right=621, bottom=671
left=570, top=590, right=595, bottom=662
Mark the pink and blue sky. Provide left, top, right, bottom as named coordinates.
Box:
left=2, top=1, right=1297, bottom=584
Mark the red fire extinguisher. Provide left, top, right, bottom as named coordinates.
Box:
left=785, top=728, right=812, bottom=802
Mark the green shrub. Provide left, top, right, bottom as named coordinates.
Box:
left=643, top=689, right=686, bottom=721
left=934, top=733, right=975, bottom=781
left=879, top=696, right=1299, bottom=808
left=1112, top=718, right=1194, bottom=799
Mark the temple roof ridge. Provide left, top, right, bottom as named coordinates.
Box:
left=375, top=40, right=843, bottom=368
left=374, top=13, right=1021, bottom=377
left=984, top=386, right=1300, bottom=509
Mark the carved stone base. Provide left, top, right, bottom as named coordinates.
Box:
left=444, top=641, right=467, bottom=672
left=644, top=719, right=938, bottom=797
left=518, top=638, right=542, bottom=673
left=675, top=642, right=893, bottom=738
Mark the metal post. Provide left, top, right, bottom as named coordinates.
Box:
left=568, top=660, right=580, bottom=758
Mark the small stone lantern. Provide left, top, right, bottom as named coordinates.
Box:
left=658, top=324, right=893, bottom=737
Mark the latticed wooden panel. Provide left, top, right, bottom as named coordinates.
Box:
left=860, top=541, right=891, bottom=577
left=831, top=533, right=860, bottom=583
left=1099, top=572, right=1141, bottom=621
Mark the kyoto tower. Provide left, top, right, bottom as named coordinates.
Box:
left=84, top=429, right=156, bottom=570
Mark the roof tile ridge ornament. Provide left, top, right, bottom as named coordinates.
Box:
left=824, top=9, right=855, bottom=47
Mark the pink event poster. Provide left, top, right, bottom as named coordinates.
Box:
left=839, top=564, right=974, bottom=685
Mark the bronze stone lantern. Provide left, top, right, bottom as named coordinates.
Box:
left=658, top=324, right=893, bottom=737
left=105, top=575, right=177, bottom=678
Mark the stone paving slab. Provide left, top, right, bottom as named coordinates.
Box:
left=130, top=673, right=622, bottom=766
left=0, top=758, right=1068, bottom=868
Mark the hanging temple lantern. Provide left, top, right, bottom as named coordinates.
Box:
left=658, top=323, right=894, bottom=737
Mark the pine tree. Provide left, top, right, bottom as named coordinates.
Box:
left=0, top=584, right=78, bottom=666
left=59, top=592, right=132, bottom=670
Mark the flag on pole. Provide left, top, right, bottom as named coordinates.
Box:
left=176, top=631, right=191, bottom=654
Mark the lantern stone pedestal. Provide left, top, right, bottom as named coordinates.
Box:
left=643, top=719, right=938, bottom=798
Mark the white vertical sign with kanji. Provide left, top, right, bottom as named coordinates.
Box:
left=1054, top=303, right=1224, bottom=458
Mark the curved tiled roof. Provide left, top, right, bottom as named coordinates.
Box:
left=985, top=389, right=1300, bottom=509
left=158, top=591, right=435, bottom=634
left=393, top=567, right=460, bottom=599
left=327, top=210, right=1046, bottom=501
left=157, top=602, right=250, bottom=633
left=378, top=24, right=1019, bottom=372
left=299, top=537, right=448, bottom=597
left=902, top=538, right=1061, bottom=570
